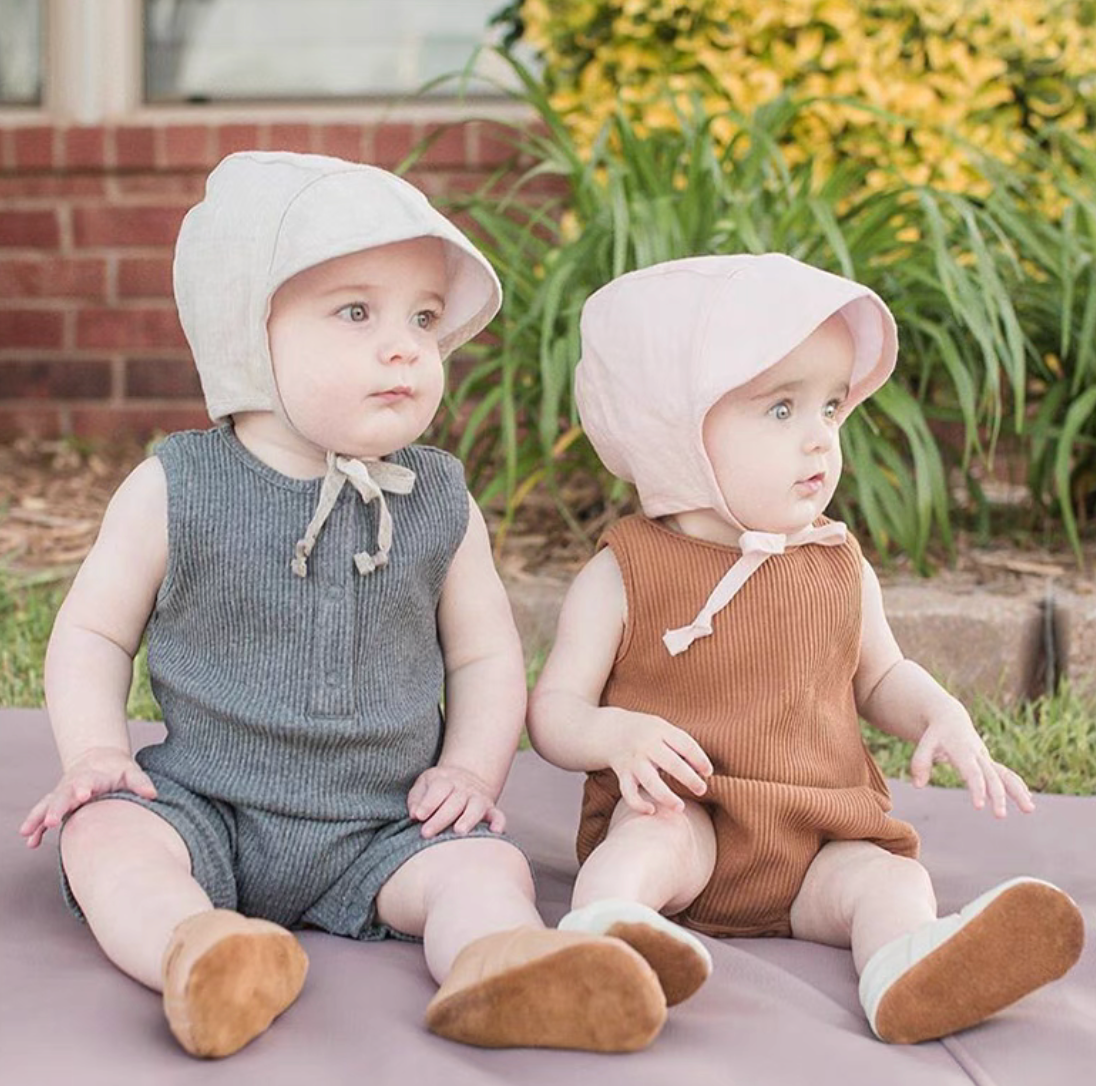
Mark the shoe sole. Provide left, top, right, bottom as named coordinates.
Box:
left=164, top=928, right=309, bottom=1058
left=875, top=881, right=1085, bottom=1044
left=425, top=938, right=667, bottom=1052
left=605, top=920, right=711, bottom=1006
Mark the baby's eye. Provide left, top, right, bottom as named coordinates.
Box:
left=337, top=303, right=368, bottom=323
left=823, top=399, right=845, bottom=420
left=768, top=401, right=792, bottom=420
left=414, top=309, right=441, bottom=330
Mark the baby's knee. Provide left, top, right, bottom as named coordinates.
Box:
left=854, top=849, right=935, bottom=909
left=61, top=798, right=189, bottom=872
left=429, top=837, right=534, bottom=899
left=61, top=798, right=134, bottom=853
left=792, top=842, right=935, bottom=939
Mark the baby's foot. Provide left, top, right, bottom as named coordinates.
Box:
left=162, top=909, right=309, bottom=1058
left=559, top=898, right=712, bottom=1005
left=425, top=926, right=666, bottom=1052
left=859, top=877, right=1084, bottom=1044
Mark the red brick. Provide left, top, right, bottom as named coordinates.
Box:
left=0, top=359, right=112, bottom=399
left=117, top=257, right=175, bottom=298
left=0, top=257, right=108, bottom=299
left=217, top=124, right=262, bottom=159
left=318, top=124, right=365, bottom=161
left=0, top=309, right=65, bottom=349
left=125, top=358, right=202, bottom=398
left=69, top=405, right=211, bottom=441
left=471, top=121, right=518, bottom=168
left=163, top=125, right=214, bottom=169
left=0, top=210, right=61, bottom=249
left=373, top=123, right=415, bottom=167
left=64, top=126, right=108, bottom=170
left=115, top=126, right=157, bottom=170
left=416, top=124, right=470, bottom=168
left=13, top=127, right=55, bottom=170
left=435, top=171, right=492, bottom=197
left=404, top=170, right=442, bottom=198
left=518, top=173, right=569, bottom=200
left=77, top=307, right=186, bottom=350
left=111, top=174, right=206, bottom=200
left=0, top=175, right=105, bottom=199
left=268, top=124, right=314, bottom=153
left=0, top=405, right=63, bottom=440
left=73, top=206, right=187, bottom=248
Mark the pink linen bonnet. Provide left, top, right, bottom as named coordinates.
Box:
left=575, top=254, right=898, bottom=526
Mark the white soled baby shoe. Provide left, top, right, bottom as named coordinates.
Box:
left=559, top=898, right=713, bottom=1005
left=858, top=877, right=1084, bottom=1044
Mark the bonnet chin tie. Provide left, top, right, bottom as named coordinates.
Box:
left=292, top=452, right=416, bottom=578
left=662, top=521, right=848, bottom=656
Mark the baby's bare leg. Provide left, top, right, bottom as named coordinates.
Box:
left=376, top=836, right=540, bottom=981
left=558, top=799, right=716, bottom=1006
left=789, top=840, right=936, bottom=972
left=573, top=797, right=717, bottom=914
left=61, top=799, right=212, bottom=989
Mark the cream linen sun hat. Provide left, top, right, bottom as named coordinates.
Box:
left=173, top=150, right=501, bottom=425
left=575, top=254, right=899, bottom=654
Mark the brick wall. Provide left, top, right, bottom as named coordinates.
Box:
left=0, top=118, right=515, bottom=441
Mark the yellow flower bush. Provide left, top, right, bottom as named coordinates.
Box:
left=514, top=0, right=1096, bottom=205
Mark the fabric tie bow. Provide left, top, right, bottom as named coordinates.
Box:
left=292, top=452, right=416, bottom=578
left=662, top=520, right=849, bottom=655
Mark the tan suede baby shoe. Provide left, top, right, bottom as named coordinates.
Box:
left=559, top=898, right=712, bottom=1005
left=859, top=877, right=1084, bottom=1044
left=162, top=909, right=309, bottom=1058
left=425, top=926, right=667, bottom=1052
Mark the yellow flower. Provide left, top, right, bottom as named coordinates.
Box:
left=519, top=0, right=1096, bottom=213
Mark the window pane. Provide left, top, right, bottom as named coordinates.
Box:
left=144, top=0, right=523, bottom=101
left=0, top=0, right=42, bottom=104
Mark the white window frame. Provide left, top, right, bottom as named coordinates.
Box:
left=1, top=0, right=527, bottom=125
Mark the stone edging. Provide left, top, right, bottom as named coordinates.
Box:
left=503, top=573, right=1095, bottom=704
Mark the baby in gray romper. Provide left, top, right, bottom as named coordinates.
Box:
left=20, top=152, right=666, bottom=1058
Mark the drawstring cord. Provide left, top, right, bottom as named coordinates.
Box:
left=662, top=521, right=848, bottom=655
left=292, top=452, right=416, bottom=578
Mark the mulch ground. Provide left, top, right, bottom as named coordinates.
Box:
left=1, top=437, right=1092, bottom=596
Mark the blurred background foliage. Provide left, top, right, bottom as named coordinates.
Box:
left=418, top=0, right=1096, bottom=572
left=500, top=0, right=1096, bottom=211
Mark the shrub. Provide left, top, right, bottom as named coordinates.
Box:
left=424, top=53, right=1096, bottom=566
left=496, top=0, right=1096, bottom=209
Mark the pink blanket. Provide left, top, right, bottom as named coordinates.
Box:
left=2, top=708, right=1093, bottom=1083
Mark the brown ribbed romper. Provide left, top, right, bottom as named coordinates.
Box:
left=577, top=515, right=920, bottom=938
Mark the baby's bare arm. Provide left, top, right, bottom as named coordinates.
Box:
left=527, top=549, right=628, bottom=769
left=409, top=497, right=526, bottom=836
left=21, top=458, right=168, bottom=845
left=528, top=549, right=711, bottom=814
left=46, top=457, right=168, bottom=763
left=855, top=558, right=1033, bottom=816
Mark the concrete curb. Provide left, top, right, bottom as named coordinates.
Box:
left=504, top=573, right=1089, bottom=705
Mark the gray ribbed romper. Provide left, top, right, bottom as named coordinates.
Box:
left=62, top=425, right=519, bottom=939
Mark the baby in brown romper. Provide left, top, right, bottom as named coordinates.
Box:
left=528, top=255, right=1085, bottom=1044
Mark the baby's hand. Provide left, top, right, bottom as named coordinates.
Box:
left=19, top=746, right=157, bottom=848
left=407, top=765, right=506, bottom=838
left=605, top=708, right=713, bottom=816
left=909, top=709, right=1034, bottom=818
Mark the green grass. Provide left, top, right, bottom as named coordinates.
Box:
left=0, top=572, right=160, bottom=720
left=863, top=687, right=1096, bottom=797
left=3, top=570, right=1092, bottom=794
